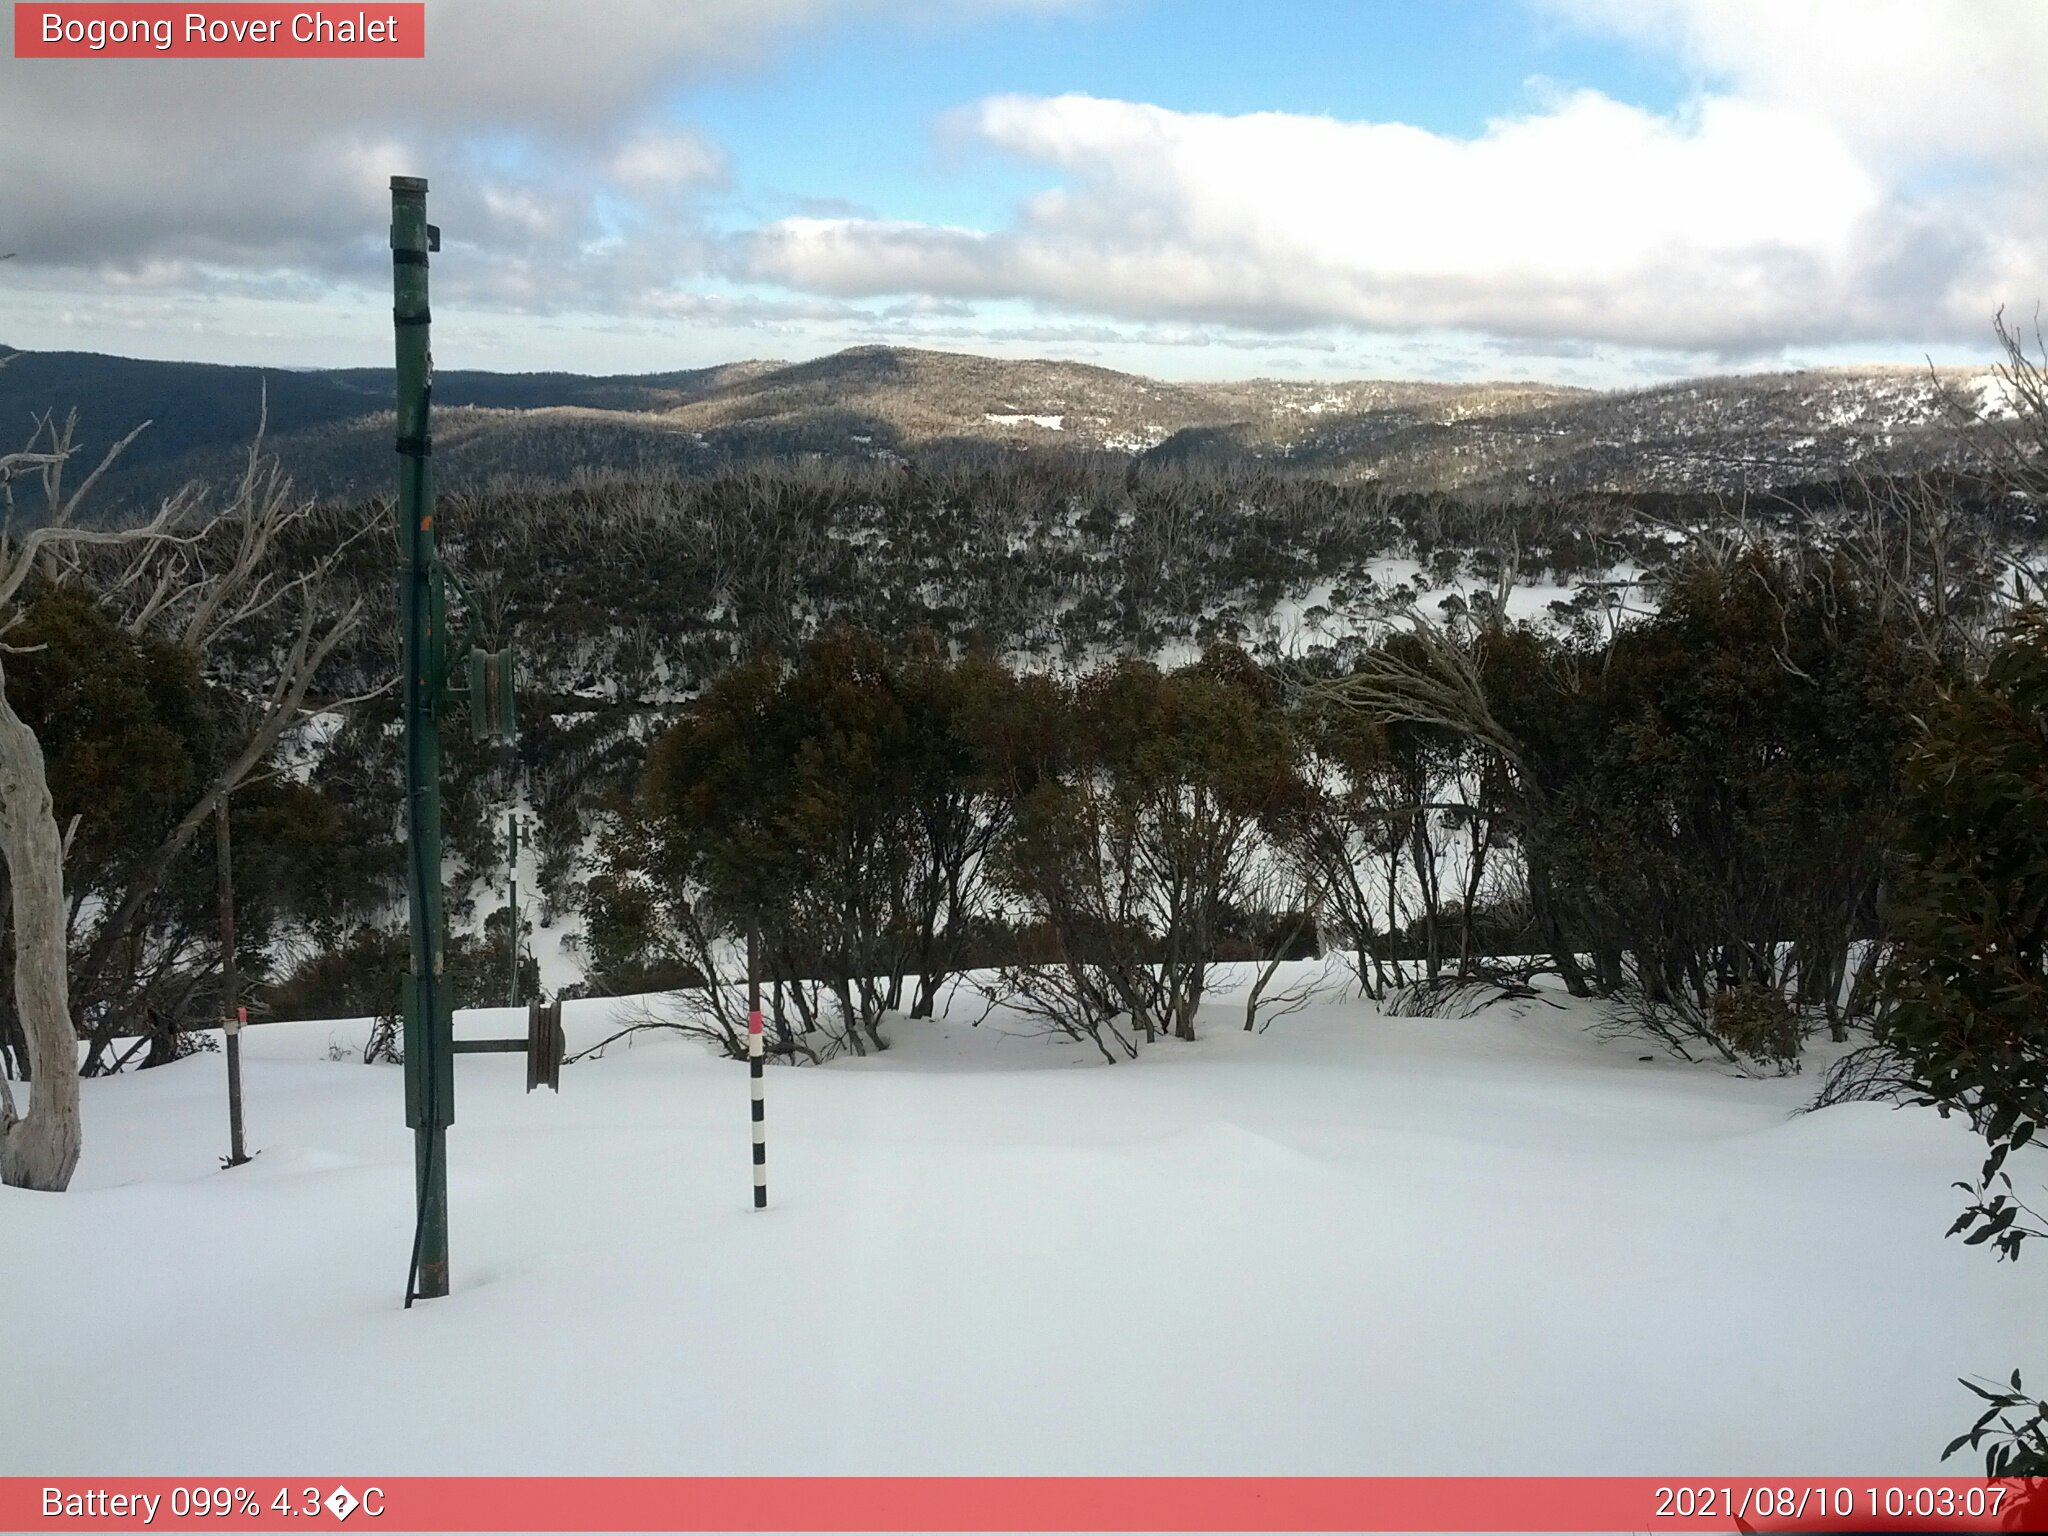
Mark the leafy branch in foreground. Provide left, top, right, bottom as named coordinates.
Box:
left=1882, top=609, right=2048, bottom=1473
left=1944, top=1370, right=2048, bottom=1480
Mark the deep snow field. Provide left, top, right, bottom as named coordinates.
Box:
left=3, top=966, right=2040, bottom=1477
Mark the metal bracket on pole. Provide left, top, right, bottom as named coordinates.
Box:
left=467, top=647, right=517, bottom=740
left=445, top=999, right=561, bottom=1093
left=526, top=999, right=564, bottom=1093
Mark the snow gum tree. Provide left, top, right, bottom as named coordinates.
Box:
left=0, top=394, right=368, bottom=1191
left=1886, top=611, right=2048, bottom=1219
left=634, top=631, right=1023, bottom=1057
left=0, top=412, right=161, bottom=1189
left=1881, top=611, right=2048, bottom=1478
left=1538, top=550, right=1930, bottom=1054
left=1876, top=309, right=2048, bottom=1484
left=1275, top=690, right=1399, bottom=997
left=993, top=647, right=1300, bottom=1048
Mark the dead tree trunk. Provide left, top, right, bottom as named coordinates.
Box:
left=0, top=680, right=81, bottom=1190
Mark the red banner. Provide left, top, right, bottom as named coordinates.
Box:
left=5, top=1477, right=2048, bottom=1532
left=12, top=4, right=424, bottom=58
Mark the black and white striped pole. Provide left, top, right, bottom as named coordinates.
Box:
left=747, top=924, right=767, bottom=1209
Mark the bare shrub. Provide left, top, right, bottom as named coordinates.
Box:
left=1805, top=1042, right=1924, bottom=1116
left=363, top=1009, right=402, bottom=1066
left=981, top=964, right=1141, bottom=1064
left=1383, top=973, right=1544, bottom=1020
left=1602, top=984, right=1810, bottom=1075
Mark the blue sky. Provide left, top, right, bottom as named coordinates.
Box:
left=681, top=0, right=1691, bottom=230
left=0, top=0, right=2041, bottom=385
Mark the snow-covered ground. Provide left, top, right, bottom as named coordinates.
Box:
left=3, top=968, right=2038, bottom=1476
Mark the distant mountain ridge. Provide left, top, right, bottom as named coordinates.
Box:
left=0, top=342, right=1999, bottom=515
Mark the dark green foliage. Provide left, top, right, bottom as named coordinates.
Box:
left=229, top=775, right=390, bottom=956
left=263, top=927, right=408, bottom=1023
left=0, top=586, right=222, bottom=1063
left=0, top=586, right=387, bottom=1056
left=221, top=451, right=2040, bottom=949
left=1522, top=551, right=1934, bottom=1053
left=21, top=435, right=2022, bottom=1079
left=610, top=635, right=1306, bottom=1055
left=248, top=456, right=1708, bottom=933
left=590, top=557, right=1955, bottom=1058
left=264, top=922, right=542, bottom=1023
left=1943, top=1371, right=2048, bottom=1481
left=4, top=584, right=219, bottom=899
left=1884, top=610, right=2048, bottom=1257
left=1869, top=611, right=2048, bottom=1477
left=991, top=648, right=1302, bottom=1047
left=628, top=631, right=1026, bottom=1053
left=1710, top=985, right=1803, bottom=1073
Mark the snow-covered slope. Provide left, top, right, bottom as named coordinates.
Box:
left=3, top=970, right=2034, bottom=1475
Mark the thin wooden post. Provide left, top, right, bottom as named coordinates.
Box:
left=217, top=800, right=251, bottom=1168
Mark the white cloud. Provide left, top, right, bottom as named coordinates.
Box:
left=5, top=0, right=2040, bottom=372
left=747, top=86, right=2027, bottom=352
left=739, top=2, right=2048, bottom=358
left=0, top=0, right=1077, bottom=304
left=609, top=131, right=729, bottom=195
left=1539, top=0, right=2048, bottom=166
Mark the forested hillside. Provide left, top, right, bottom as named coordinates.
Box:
left=0, top=342, right=2010, bottom=514
left=5, top=403, right=2038, bottom=1075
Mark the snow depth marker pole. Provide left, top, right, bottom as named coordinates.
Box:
left=748, top=924, right=767, bottom=1209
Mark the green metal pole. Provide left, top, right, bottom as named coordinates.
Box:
left=392, top=175, right=451, bottom=1303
